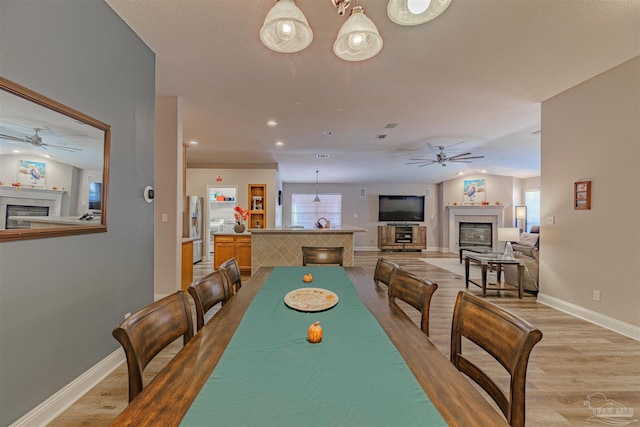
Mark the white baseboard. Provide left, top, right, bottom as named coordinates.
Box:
left=9, top=348, right=125, bottom=427
left=537, top=293, right=640, bottom=341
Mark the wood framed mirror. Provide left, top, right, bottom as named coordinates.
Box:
left=0, top=76, right=110, bottom=242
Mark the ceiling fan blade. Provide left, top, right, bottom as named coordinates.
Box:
left=405, top=160, right=436, bottom=165
left=0, top=133, right=27, bottom=143
left=42, top=143, right=83, bottom=152
left=451, top=155, right=484, bottom=160
left=408, top=158, right=435, bottom=161
left=446, top=152, right=472, bottom=160
left=447, top=160, right=473, bottom=163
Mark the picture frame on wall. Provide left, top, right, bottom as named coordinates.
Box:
left=574, top=180, right=591, bottom=210
left=17, top=159, right=46, bottom=188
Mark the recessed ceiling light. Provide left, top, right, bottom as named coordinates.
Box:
left=44, top=154, right=52, bottom=159
left=481, top=169, right=487, bottom=173
left=275, top=141, right=284, bottom=146
left=457, top=172, right=464, bottom=176
left=323, top=131, right=332, bottom=136
left=13, top=150, right=20, bottom=153
left=189, top=140, right=198, bottom=145
left=267, top=120, right=278, bottom=127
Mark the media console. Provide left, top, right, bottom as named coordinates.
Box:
left=378, top=225, right=426, bottom=252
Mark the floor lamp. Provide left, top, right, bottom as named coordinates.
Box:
left=516, top=206, right=527, bottom=233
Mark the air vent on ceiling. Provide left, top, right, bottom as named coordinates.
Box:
left=375, top=134, right=387, bottom=140
left=384, top=123, right=398, bottom=129
left=315, top=153, right=330, bottom=158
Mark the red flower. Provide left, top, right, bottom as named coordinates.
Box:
left=233, top=206, right=249, bottom=224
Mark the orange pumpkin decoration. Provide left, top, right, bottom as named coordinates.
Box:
left=307, top=321, right=322, bottom=343
left=303, top=273, right=313, bottom=283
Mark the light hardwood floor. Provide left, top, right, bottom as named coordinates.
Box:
left=48, top=251, right=640, bottom=426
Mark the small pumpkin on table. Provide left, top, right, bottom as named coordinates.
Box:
left=307, top=321, right=322, bottom=343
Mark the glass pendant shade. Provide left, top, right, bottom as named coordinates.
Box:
left=387, top=0, right=452, bottom=26
left=260, top=0, right=313, bottom=53
left=333, top=6, right=383, bottom=62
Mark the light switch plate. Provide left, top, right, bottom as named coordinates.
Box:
left=546, top=216, right=555, bottom=224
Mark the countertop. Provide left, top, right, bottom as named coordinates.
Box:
left=249, top=226, right=366, bottom=234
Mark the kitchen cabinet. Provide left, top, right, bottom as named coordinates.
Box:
left=181, top=240, right=193, bottom=289
left=214, top=234, right=251, bottom=274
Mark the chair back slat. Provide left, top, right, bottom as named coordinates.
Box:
left=188, top=269, right=230, bottom=331
left=373, top=257, right=399, bottom=287
left=450, top=291, right=542, bottom=427
left=301, top=246, right=344, bottom=266
left=388, top=268, right=438, bottom=336
left=220, top=257, right=242, bottom=294
left=112, top=291, right=193, bottom=402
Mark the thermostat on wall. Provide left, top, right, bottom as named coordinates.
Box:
left=144, top=186, right=154, bottom=203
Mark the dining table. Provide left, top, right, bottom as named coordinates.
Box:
left=111, top=266, right=508, bottom=426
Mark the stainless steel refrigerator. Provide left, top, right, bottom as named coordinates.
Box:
left=188, top=196, right=203, bottom=263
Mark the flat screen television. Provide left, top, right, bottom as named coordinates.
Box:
left=378, top=195, right=425, bottom=222
left=88, top=182, right=102, bottom=211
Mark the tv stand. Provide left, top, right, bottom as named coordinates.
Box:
left=378, top=225, right=426, bottom=252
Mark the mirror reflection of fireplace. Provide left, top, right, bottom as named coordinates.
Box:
left=459, top=222, right=492, bottom=248
left=6, top=205, right=49, bottom=229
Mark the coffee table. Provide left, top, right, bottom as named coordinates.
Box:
left=465, top=254, right=525, bottom=298
left=459, top=245, right=501, bottom=263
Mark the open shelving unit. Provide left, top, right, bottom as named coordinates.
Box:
left=248, top=184, right=266, bottom=229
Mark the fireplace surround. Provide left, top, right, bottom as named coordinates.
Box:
left=0, top=187, right=63, bottom=230
left=446, top=205, right=506, bottom=253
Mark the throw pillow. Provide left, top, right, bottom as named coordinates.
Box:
left=519, top=232, right=539, bottom=246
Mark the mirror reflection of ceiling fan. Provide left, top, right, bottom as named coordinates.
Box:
left=0, top=128, right=82, bottom=152
left=405, top=145, right=483, bottom=167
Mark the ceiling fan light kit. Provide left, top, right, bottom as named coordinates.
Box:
left=387, top=0, right=452, bottom=26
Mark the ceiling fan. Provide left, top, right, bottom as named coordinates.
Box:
left=405, top=145, right=484, bottom=167
left=0, top=128, right=82, bottom=152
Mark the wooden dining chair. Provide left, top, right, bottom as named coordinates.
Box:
left=112, top=290, right=194, bottom=402
left=387, top=268, right=438, bottom=336
left=301, top=246, right=344, bottom=266
left=373, top=257, right=399, bottom=287
left=220, top=257, right=242, bottom=294
left=187, top=269, right=230, bottom=331
left=450, top=291, right=543, bottom=427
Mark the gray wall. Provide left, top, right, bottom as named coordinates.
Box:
left=540, top=57, right=640, bottom=327
left=0, top=1, right=155, bottom=425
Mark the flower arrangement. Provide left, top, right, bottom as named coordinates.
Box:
left=234, top=206, right=249, bottom=225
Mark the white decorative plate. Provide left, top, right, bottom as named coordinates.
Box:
left=284, top=287, right=339, bottom=312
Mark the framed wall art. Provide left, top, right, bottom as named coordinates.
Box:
left=574, top=180, right=591, bottom=210
left=17, top=159, right=46, bottom=188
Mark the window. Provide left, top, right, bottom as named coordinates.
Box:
left=291, top=194, right=342, bottom=229
left=525, top=190, right=540, bottom=232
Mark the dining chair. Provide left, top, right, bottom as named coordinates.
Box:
left=187, top=269, right=230, bottom=331
left=450, top=291, right=543, bottom=427
left=387, top=268, right=438, bottom=336
left=301, top=246, right=344, bottom=266
left=112, top=290, right=194, bottom=402
left=220, top=257, right=242, bottom=294
left=373, top=257, right=399, bottom=287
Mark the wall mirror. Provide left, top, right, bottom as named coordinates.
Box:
left=0, top=76, right=110, bottom=242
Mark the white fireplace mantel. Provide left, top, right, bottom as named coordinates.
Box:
left=0, top=186, right=65, bottom=229
left=447, top=204, right=508, bottom=252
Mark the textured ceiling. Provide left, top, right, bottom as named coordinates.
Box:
left=106, top=0, right=639, bottom=184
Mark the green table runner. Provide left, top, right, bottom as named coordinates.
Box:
left=181, top=267, right=446, bottom=426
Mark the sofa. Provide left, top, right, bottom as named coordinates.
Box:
left=504, top=226, right=539, bottom=294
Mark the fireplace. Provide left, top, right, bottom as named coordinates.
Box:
left=5, top=205, right=50, bottom=229
left=446, top=205, right=506, bottom=253
left=0, top=187, right=63, bottom=230
left=459, top=222, right=492, bottom=247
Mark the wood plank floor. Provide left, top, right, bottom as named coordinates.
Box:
left=48, top=251, right=640, bottom=426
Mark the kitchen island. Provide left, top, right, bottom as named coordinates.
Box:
left=250, top=226, right=366, bottom=274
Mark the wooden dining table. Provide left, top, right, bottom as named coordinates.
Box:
left=112, top=267, right=508, bottom=426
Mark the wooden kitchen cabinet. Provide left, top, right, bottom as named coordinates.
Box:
left=214, top=234, right=251, bottom=274
left=181, top=240, right=194, bottom=289
left=248, top=184, right=266, bottom=229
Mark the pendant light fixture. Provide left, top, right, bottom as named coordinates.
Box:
left=333, top=1, right=383, bottom=62
left=387, top=0, right=452, bottom=26
left=313, top=170, right=321, bottom=203
left=260, top=0, right=313, bottom=53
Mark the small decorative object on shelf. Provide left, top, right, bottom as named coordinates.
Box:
left=233, top=206, right=249, bottom=233
left=11, top=182, right=22, bottom=191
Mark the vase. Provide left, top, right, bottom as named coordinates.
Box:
left=234, top=224, right=245, bottom=233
